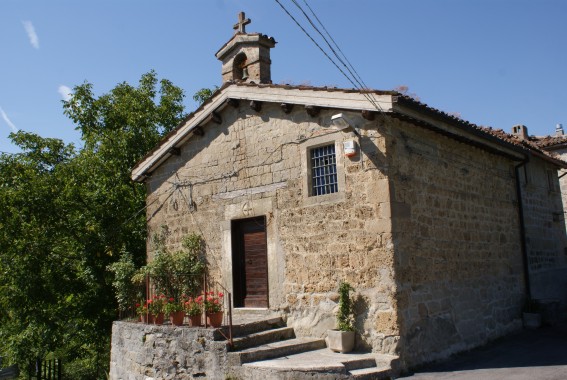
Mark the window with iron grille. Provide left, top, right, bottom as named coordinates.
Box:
left=310, top=144, right=338, bottom=196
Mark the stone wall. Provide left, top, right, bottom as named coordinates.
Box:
left=386, top=118, right=525, bottom=367
left=142, top=97, right=566, bottom=369
left=520, top=157, right=567, bottom=307
left=145, top=104, right=399, bottom=354
left=539, top=144, right=567, bottom=233
left=109, top=321, right=230, bottom=380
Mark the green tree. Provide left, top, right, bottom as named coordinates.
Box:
left=0, top=71, right=187, bottom=379
left=0, top=132, right=78, bottom=368
left=192, top=86, right=219, bottom=105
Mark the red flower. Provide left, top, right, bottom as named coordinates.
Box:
left=169, top=297, right=174, bottom=302
left=218, top=292, right=224, bottom=297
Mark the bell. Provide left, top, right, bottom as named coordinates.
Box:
left=242, top=67, right=249, bottom=80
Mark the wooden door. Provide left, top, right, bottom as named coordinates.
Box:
left=232, top=216, right=268, bottom=308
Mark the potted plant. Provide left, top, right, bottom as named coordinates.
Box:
left=204, top=291, right=224, bottom=328
left=148, top=294, right=166, bottom=325
left=523, top=298, right=542, bottom=329
left=327, top=281, right=355, bottom=353
left=136, top=301, right=150, bottom=323
left=144, top=233, right=206, bottom=302
left=184, top=295, right=204, bottom=327
left=164, top=297, right=185, bottom=326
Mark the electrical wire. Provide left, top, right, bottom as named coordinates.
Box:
left=273, top=0, right=358, bottom=90
left=273, top=0, right=385, bottom=113
left=300, top=0, right=369, bottom=91
left=288, top=0, right=385, bottom=113
left=290, top=0, right=367, bottom=93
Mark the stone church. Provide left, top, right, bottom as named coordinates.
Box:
left=127, top=14, right=567, bottom=372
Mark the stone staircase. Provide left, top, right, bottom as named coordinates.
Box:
left=222, top=314, right=399, bottom=379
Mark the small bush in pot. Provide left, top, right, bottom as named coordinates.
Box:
left=327, top=281, right=355, bottom=353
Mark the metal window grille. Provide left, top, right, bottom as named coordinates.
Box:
left=310, top=144, right=338, bottom=196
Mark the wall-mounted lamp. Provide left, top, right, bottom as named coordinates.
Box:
left=331, top=113, right=352, bottom=130
left=331, top=113, right=360, bottom=136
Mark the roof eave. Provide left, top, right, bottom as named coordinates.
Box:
left=393, top=96, right=567, bottom=168
left=131, top=84, right=396, bottom=182
left=131, top=84, right=231, bottom=182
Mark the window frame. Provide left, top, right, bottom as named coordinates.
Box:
left=309, top=143, right=339, bottom=197
left=301, top=133, right=346, bottom=206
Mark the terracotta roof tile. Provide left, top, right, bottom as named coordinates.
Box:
left=530, top=135, right=567, bottom=149
left=394, top=94, right=567, bottom=166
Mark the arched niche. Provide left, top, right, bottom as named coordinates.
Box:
left=232, top=52, right=248, bottom=81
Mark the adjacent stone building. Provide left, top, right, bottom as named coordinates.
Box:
left=124, top=16, right=567, bottom=372
left=532, top=124, right=567, bottom=232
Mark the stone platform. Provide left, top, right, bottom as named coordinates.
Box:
left=242, top=348, right=399, bottom=379
left=110, top=313, right=399, bottom=380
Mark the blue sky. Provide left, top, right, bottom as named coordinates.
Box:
left=1, top=0, right=566, bottom=154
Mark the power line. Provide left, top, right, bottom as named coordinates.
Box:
left=300, top=0, right=369, bottom=91
left=295, top=0, right=384, bottom=112
left=273, top=0, right=359, bottom=91
left=291, top=0, right=366, bottom=92
left=289, top=0, right=383, bottom=113
left=274, top=0, right=384, bottom=113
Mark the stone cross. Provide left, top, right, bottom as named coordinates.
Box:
left=233, top=11, right=251, bottom=34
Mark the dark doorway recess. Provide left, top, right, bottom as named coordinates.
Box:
left=231, top=216, right=269, bottom=308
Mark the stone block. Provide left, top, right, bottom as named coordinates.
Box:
left=365, top=219, right=391, bottom=234
left=366, top=179, right=390, bottom=204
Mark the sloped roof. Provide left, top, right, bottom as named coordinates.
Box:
left=531, top=135, right=567, bottom=150
left=131, top=82, right=567, bottom=182
left=390, top=94, right=567, bottom=168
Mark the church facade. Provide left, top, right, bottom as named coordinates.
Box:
left=131, top=17, right=567, bottom=368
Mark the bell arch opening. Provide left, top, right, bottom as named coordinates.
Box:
left=232, top=52, right=248, bottom=81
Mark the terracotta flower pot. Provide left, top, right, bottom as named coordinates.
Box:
left=170, top=311, right=185, bottom=326
left=206, top=312, right=223, bottom=328
left=153, top=313, right=165, bottom=325
left=188, top=314, right=202, bottom=327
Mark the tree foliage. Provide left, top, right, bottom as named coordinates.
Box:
left=192, top=86, right=219, bottom=105
left=0, top=71, right=187, bottom=379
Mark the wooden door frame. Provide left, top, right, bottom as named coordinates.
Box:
left=231, top=216, right=269, bottom=308
left=220, top=198, right=285, bottom=310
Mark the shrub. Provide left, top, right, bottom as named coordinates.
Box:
left=337, top=281, right=355, bottom=332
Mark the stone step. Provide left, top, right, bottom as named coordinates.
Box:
left=238, top=349, right=399, bottom=380
left=216, top=316, right=286, bottom=340
left=228, top=337, right=326, bottom=366
left=241, top=367, right=346, bottom=380
left=342, top=357, right=379, bottom=371
left=348, top=365, right=393, bottom=379
left=231, top=326, right=295, bottom=351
